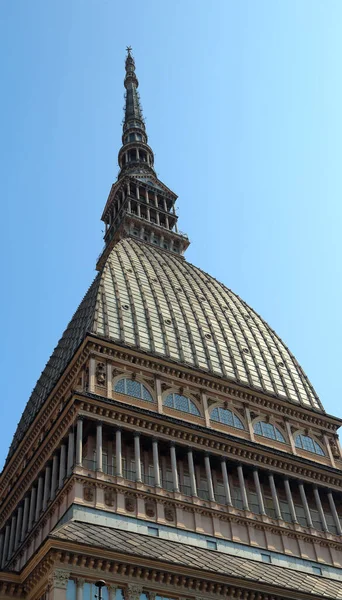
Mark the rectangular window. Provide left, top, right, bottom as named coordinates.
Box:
left=312, top=566, right=322, bottom=576
left=232, top=485, right=243, bottom=510
left=279, top=500, right=292, bottom=523
left=206, top=540, right=217, bottom=550
left=247, top=491, right=261, bottom=515
left=264, top=495, right=276, bottom=519
left=261, top=553, right=271, bottom=563
left=147, top=526, right=159, bottom=536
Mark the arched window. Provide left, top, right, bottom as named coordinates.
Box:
left=114, top=378, right=153, bottom=402
left=164, top=393, right=200, bottom=416
left=210, top=407, right=244, bottom=430
left=294, top=434, right=325, bottom=456
left=254, top=421, right=285, bottom=443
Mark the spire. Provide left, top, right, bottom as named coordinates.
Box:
left=118, top=47, right=156, bottom=178
left=96, top=49, right=190, bottom=270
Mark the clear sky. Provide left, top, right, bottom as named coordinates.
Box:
left=1, top=0, right=342, bottom=467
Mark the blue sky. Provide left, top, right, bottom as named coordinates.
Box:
left=1, top=0, right=342, bottom=466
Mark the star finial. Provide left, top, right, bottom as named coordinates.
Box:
left=126, top=46, right=132, bottom=54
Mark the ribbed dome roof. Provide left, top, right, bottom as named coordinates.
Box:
left=7, top=237, right=322, bottom=463
left=94, top=238, right=321, bottom=411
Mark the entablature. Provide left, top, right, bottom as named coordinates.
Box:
left=1, top=337, right=341, bottom=517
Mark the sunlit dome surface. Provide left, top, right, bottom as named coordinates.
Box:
left=94, top=239, right=321, bottom=410
left=8, top=237, right=322, bottom=462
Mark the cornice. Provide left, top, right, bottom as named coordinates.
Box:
left=86, top=336, right=342, bottom=430
left=76, top=393, right=342, bottom=490
left=2, top=337, right=341, bottom=529
left=22, top=538, right=338, bottom=600
left=71, top=477, right=342, bottom=551
left=0, top=403, right=76, bottom=526
left=0, top=343, right=90, bottom=495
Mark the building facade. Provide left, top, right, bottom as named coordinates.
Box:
left=1, top=49, right=342, bottom=600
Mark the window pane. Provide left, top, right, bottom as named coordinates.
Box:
left=254, top=421, right=285, bottom=443
left=233, top=414, right=244, bottom=429
left=142, top=385, right=153, bottom=401
left=164, top=394, right=173, bottom=408
left=211, top=407, right=220, bottom=421
left=164, top=393, right=200, bottom=415
left=254, top=421, right=262, bottom=435
left=115, top=378, right=125, bottom=394
left=174, top=393, right=189, bottom=412
left=295, top=434, right=324, bottom=456
left=127, top=379, right=142, bottom=398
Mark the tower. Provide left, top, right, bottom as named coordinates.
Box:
left=1, top=49, right=342, bottom=600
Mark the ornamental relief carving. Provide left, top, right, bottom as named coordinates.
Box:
left=124, top=584, right=143, bottom=600
left=83, top=485, right=95, bottom=502
left=164, top=505, right=175, bottom=522
left=125, top=495, right=136, bottom=513
left=104, top=488, right=116, bottom=507
left=96, top=362, right=106, bottom=386
left=330, top=437, right=340, bottom=458
left=145, top=500, right=156, bottom=518
left=48, top=568, right=70, bottom=590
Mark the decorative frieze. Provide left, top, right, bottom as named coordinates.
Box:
left=48, top=568, right=70, bottom=590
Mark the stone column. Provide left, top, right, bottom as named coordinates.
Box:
left=76, top=578, right=85, bottom=600
left=328, top=491, right=342, bottom=535
left=89, top=357, right=96, bottom=393
left=313, top=487, right=329, bottom=532
left=35, top=476, right=44, bottom=522
left=28, top=486, right=36, bottom=530
left=8, top=515, right=16, bottom=559
left=253, top=469, right=266, bottom=515
left=0, top=533, right=3, bottom=569
left=188, top=449, right=197, bottom=497
left=152, top=439, right=161, bottom=487
left=237, top=465, right=249, bottom=510
left=170, top=443, right=180, bottom=492
left=76, top=418, right=83, bottom=466
left=244, top=406, right=255, bottom=441
left=298, top=482, right=313, bottom=528
left=285, top=421, right=296, bottom=454
left=43, top=465, right=51, bottom=511
left=107, top=363, right=112, bottom=398
left=268, top=474, right=282, bottom=520
left=21, top=496, right=30, bottom=541
left=116, top=429, right=123, bottom=477
left=48, top=568, right=71, bottom=600
left=67, top=430, right=75, bottom=476
left=221, top=460, right=233, bottom=506
left=14, top=506, right=23, bottom=549
left=59, top=444, right=66, bottom=488
left=134, top=433, right=142, bottom=482
left=96, top=422, right=103, bottom=472
left=204, top=454, right=215, bottom=502
left=284, top=478, right=298, bottom=523
left=109, top=586, right=118, bottom=600
left=201, top=392, right=210, bottom=428
left=51, top=454, right=59, bottom=500
left=1, top=525, right=10, bottom=567
left=124, top=585, right=143, bottom=600
left=156, top=378, right=163, bottom=413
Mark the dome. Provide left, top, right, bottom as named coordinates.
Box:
left=8, top=237, right=322, bottom=462
left=94, top=238, right=321, bottom=410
